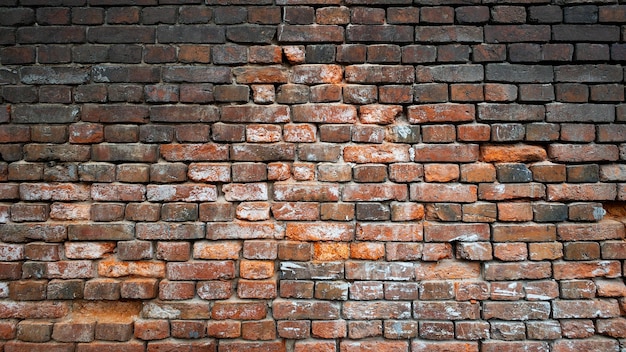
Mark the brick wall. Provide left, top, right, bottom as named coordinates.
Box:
left=1, top=0, right=626, bottom=351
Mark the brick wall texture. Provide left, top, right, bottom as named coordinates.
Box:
left=1, top=0, right=626, bottom=351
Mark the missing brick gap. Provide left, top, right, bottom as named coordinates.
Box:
left=67, top=301, right=142, bottom=323
left=603, top=202, right=626, bottom=222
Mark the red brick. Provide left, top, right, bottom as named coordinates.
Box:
left=197, top=281, right=232, bottom=301
left=16, top=320, right=51, bottom=342
left=97, top=258, right=165, bottom=279
left=206, top=221, right=282, bottom=240
left=408, top=103, right=474, bottom=123
left=4, top=341, right=74, bottom=352
left=343, top=183, right=407, bottom=202
left=558, top=220, right=625, bottom=241
left=83, top=279, right=120, bottom=300
left=547, top=183, right=616, bottom=201
left=125, top=202, right=160, bottom=221
left=121, top=278, right=158, bottom=299
left=24, top=243, right=60, bottom=261
left=554, top=261, right=621, bottom=280
left=550, top=144, right=619, bottom=162
left=349, top=242, right=384, bottom=260
left=379, top=85, right=413, bottom=104
left=479, top=183, right=546, bottom=200
left=424, top=222, right=489, bottom=242
left=160, top=143, right=229, bottom=162
left=240, top=319, right=276, bottom=341
left=219, top=341, right=285, bottom=352
left=553, top=299, right=621, bottom=319
left=277, top=320, right=310, bottom=339
left=481, top=145, right=547, bottom=162
left=312, top=242, right=349, bottom=261
left=233, top=242, right=273, bottom=263
left=279, top=280, right=314, bottom=300
left=167, top=261, right=234, bottom=281
left=358, top=104, right=402, bottom=125
left=553, top=339, right=619, bottom=352
left=457, top=124, right=491, bottom=142
left=411, top=183, right=477, bottom=203
left=187, top=163, right=230, bottom=183
left=344, top=144, right=411, bottom=163
left=529, top=242, right=563, bottom=261
left=9, top=280, right=46, bottom=300
left=451, top=84, right=484, bottom=102
left=239, top=260, right=274, bottom=279
left=134, top=320, right=169, bottom=341
left=484, top=262, right=551, bottom=280
left=421, top=124, right=456, bottom=143
left=248, top=45, right=282, bottom=64
left=493, top=243, right=528, bottom=261
left=311, top=84, right=342, bottom=103
left=597, top=317, right=626, bottom=338
left=206, top=320, right=240, bottom=339
left=270, top=202, right=318, bottom=221
left=147, top=184, right=216, bottom=202
left=212, top=302, right=267, bottom=320
left=286, top=223, right=354, bottom=241
left=493, top=223, right=556, bottom=242
left=390, top=202, right=424, bottom=222
left=159, top=280, right=194, bottom=301
left=481, top=341, right=549, bottom=352
left=430, top=202, right=465, bottom=221
left=283, top=123, right=316, bottom=142
left=225, top=66, right=287, bottom=85
left=357, top=223, right=423, bottom=242
left=341, top=340, right=408, bottom=352
left=52, top=321, right=95, bottom=342
left=238, top=279, right=277, bottom=299
left=272, top=183, right=338, bottom=202
left=234, top=202, right=269, bottom=221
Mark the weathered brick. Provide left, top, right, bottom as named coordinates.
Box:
left=206, top=220, right=283, bottom=240
left=346, top=24, right=413, bottom=43
left=486, top=63, right=553, bottom=83
left=408, top=104, right=474, bottom=123
left=161, top=143, right=229, bottom=162
left=136, top=223, right=204, bottom=241
left=415, top=26, right=483, bottom=43
left=411, top=183, right=477, bottom=203
left=413, top=144, right=479, bottom=163
left=167, top=261, right=234, bottom=281
left=481, top=145, right=547, bottom=163
left=548, top=183, right=616, bottom=201
left=484, top=260, right=551, bottom=281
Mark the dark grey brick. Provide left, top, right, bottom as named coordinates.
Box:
left=157, top=25, right=225, bottom=44
left=491, top=124, right=525, bottom=142
left=533, top=202, right=568, bottom=222
left=12, top=105, right=80, bottom=124
left=496, top=163, right=533, bottom=183
left=21, top=67, right=90, bottom=85
left=546, top=103, right=615, bottom=122
left=486, top=64, right=553, bottom=83
left=306, top=44, right=336, bottom=63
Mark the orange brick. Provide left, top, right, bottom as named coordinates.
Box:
left=240, top=260, right=274, bottom=280
left=314, top=242, right=350, bottom=261
left=481, top=145, right=547, bottom=162
left=493, top=243, right=528, bottom=261
left=424, top=164, right=460, bottom=182
left=407, top=103, right=475, bottom=123
left=497, top=202, right=533, bottom=221
left=350, top=242, right=385, bottom=260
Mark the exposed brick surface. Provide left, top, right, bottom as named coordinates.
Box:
left=0, top=1, right=625, bottom=350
